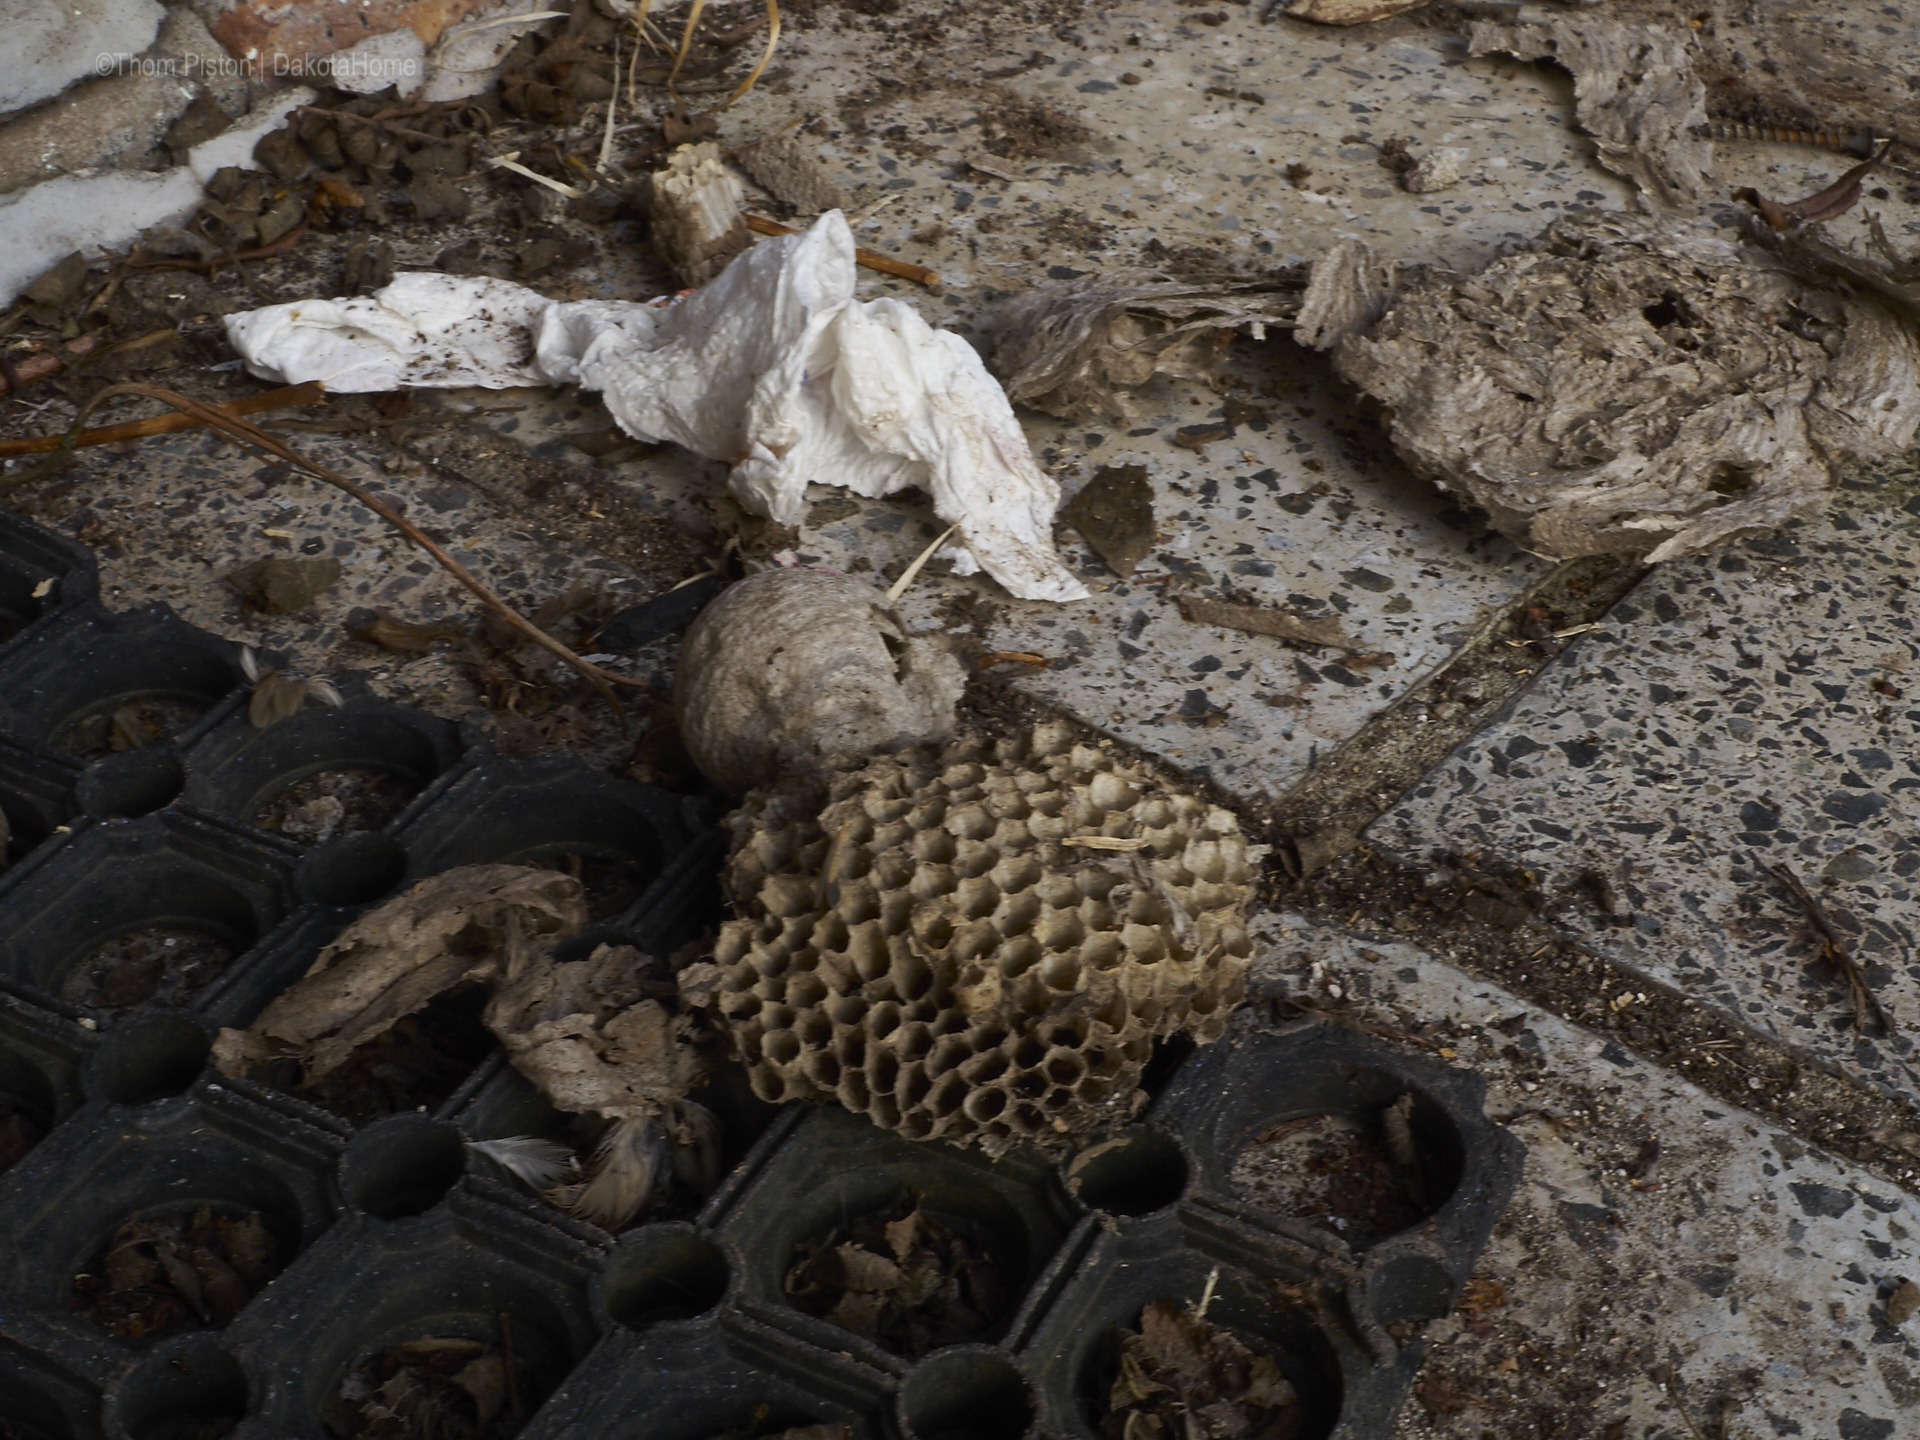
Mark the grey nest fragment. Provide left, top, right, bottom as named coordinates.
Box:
left=674, top=568, right=966, bottom=795
left=1319, top=213, right=1920, bottom=563
left=991, top=270, right=1303, bottom=422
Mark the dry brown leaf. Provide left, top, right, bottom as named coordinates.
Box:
left=1106, top=1300, right=1298, bottom=1437
left=348, top=607, right=465, bottom=654
left=484, top=943, right=709, bottom=1121
left=1736, top=148, right=1884, bottom=231
left=211, top=866, right=586, bottom=1084
left=992, top=272, right=1303, bottom=423
left=1062, top=464, right=1155, bottom=578
left=228, top=556, right=342, bottom=614
left=453, top=1353, right=507, bottom=1425
left=834, top=1243, right=905, bottom=1293
left=1178, top=595, right=1358, bottom=652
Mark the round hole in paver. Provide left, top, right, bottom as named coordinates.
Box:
left=898, top=1346, right=1034, bottom=1440
left=1064, top=1127, right=1189, bottom=1217
left=341, top=1114, right=467, bottom=1219
left=602, top=1224, right=732, bottom=1329
left=87, top=1013, right=210, bottom=1105
left=109, top=1338, right=249, bottom=1440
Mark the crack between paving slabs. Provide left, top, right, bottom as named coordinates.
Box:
left=971, top=543, right=1920, bottom=1202
left=1249, top=569, right=1920, bottom=1203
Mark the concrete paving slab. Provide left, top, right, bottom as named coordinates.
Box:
left=1371, top=458, right=1920, bottom=1116
left=1247, top=911, right=1920, bottom=1440
left=431, top=0, right=1917, bottom=805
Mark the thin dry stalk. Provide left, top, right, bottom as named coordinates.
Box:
left=16, top=383, right=643, bottom=708
left=0, top=382, right=323, bottom=456
left=745, top=214, right=937, bottom=284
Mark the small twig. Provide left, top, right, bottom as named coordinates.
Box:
left=884, top=522, right=958, bottom=605
left=298, top=105, right=478, bottom=149
left=87, top=384, right=642, bottom=708
left=499, top=1310, right=522, bottom=1419
left=126, top=212, right=312, bottom=276
left=0, top=382, right=323, bottom=456
left=1195, top=1266, right=1220, bottom=1321
left=597, top=31, right=621, bottom=175
left=745, top=214, right=938, bottom=285
left=1754, top=851, right=1895, bottom=1035
left=486, top=152, right=588, bottom=198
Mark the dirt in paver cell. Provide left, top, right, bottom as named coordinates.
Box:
left=54, top=697, right=210, bottom=759
left=285, top=988, right=498, bottom=1127
left=61, top=925, right=240, bottom=1010
left=325, top=1334, right=531, bottom=1440
left=1230, top=1110, right=1431, bottom=1247
left=253, top=767, right=420, bottom=843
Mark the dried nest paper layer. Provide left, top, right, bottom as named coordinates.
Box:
left=1467, top=17, right=1710, bottom=215
left=706, top=724, right=1255, bottom=1155
left=1326, top=213, right=1920, bottom=563
left=991, top=270, right=1304, bottom=423
left=212, top=865, right=587, bottom=1084
left=674, top=568, right=966, bottom=795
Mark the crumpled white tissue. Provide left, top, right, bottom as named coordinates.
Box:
left=223, top=274, right=556, bottom=392
left=224, top=213, right=1088, bottom=603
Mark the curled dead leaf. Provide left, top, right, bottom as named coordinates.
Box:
left=1736, top=146, right=1886, bottom=231
left=211, top=865, right=586, bottom=1085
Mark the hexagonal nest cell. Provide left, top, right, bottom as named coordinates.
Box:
left=711, top=724, right=1257, bottom=1155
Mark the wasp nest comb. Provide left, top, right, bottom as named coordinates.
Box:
left=707, top=723, right=1256, bottom=1154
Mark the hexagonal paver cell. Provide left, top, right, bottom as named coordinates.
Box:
left=0, top=813, right=294, bottom=1013
left=713, top=1106, right=1079, bottom=1364
left=0, top=1091, right=335, bottom=1346
left=179, top=693, right=464, bottom=846
left=1022, top=1230, right=1344, bottom=1440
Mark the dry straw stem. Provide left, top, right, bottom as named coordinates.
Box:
left=0, top=382, right=323, bottom=456
left=635, top=0, right=781, bottom=109
left=10, top=383, right=642, bottom=707
left=745, top=214, right=938, bottom=285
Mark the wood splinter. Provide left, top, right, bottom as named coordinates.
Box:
left=745, top=214, right=939, bottom=286
left=1755, top=851, right=1896, bottom=1035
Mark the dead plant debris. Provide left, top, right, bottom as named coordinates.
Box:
left=62, top=926, right=239, bottom=1010
left=1060, top=463, right=1156, bottom=578
left=254, top=767, right=419, bottom=844
left=785, top=1193, right=1005, bottom=1357
left=1098, top=1300, right=1301, bottom=1440
left=1177, top=595, right=1361, bottom=654
left=211, top=865, right=587, bottom=1086
left=324, top=1328, right=529, bottom=1440
left=1229, top=1101, right=1430, bottom=1246
left=70, top=1205, right=280, bottom=1340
